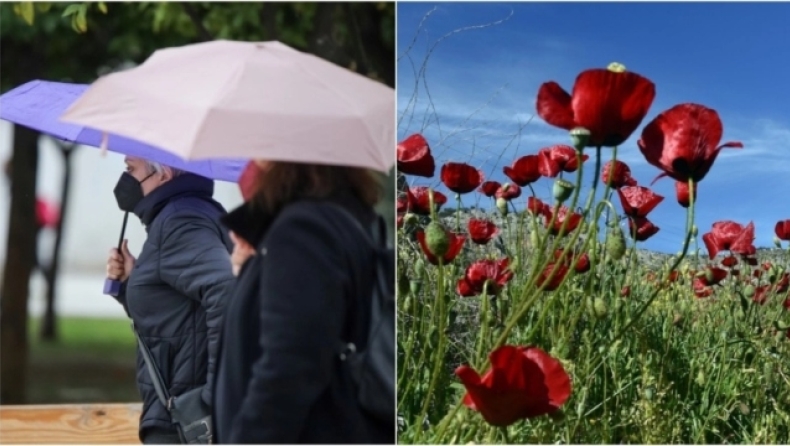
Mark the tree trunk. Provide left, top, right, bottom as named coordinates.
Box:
left=0, top=125, right=40, bottom=404
left=40, top=141, right=76, bottom=342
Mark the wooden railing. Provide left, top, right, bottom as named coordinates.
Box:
left=0, top=403, right=141, bottom=444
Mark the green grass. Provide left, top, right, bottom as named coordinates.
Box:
left=26, top=316, right=139, bottom=404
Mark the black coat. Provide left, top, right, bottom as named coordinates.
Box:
left=113, top=174, right=235, bottom=439
left=213, top=193, right=394, bottom=444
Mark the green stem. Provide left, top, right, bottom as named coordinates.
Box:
left=612, top=179, right=696, bottom=340
left=414, top=261, right=448, bottom=443
left=491, top=146, right=601, bottom=353
left=455, top=193, right=462, bottom=233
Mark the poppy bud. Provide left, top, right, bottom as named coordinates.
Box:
left=569, top=127, right=591, bottom=151
left=403, top=212, right=418, bottom=227
left=643, top=386, right=655, bottom=401
left=606, top=225, right=627, bottom=260
left=743, top=285, right=755, bottom=298
left=496, top=197, right=508, bottom=217
left=402, top=294, right=412, bottom=314
left=530, top=229, right=540, bottom=247
left=695, top=370, right=705, bottom=386
left=424, top=221, right=450, bottom=258
left=691, top=225, right=698, bottom=237
left=552, top=179, right=574, bottom=203
left=607, top=62, right=627, bottom=73
left=593, top=297, right=608, bottom=319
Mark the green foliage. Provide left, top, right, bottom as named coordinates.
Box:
left=398, top=203, right=790, bottom=444
left=2, top=2, right=395, bottom=91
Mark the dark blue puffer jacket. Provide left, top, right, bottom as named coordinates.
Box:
left=114, top=173, right=235, bottom=440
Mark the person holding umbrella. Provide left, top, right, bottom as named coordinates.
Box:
left=106, top=155, right=235, bottom=444
left=214, top=159, right=393, bottom=444
left=58, top=39, right=397, bottom=444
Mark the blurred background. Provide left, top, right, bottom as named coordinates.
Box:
left=0, top=1, right=395, bottom=406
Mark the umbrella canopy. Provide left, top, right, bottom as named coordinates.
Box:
left=0, top=80, right=247, bottom=182
left=59, top=40, right=395, bottom=173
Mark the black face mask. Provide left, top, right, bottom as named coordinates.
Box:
left=113, top=171, right=155, bottom=212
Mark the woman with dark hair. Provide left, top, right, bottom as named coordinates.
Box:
left=213, top=160, right=394, bottom=444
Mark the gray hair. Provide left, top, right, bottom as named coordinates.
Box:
left=144, top=160, right=185, bottom=179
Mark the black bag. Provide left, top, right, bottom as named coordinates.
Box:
left=331, top=206, right=395, bottom=426
left=133, top=323, right=213, bottom=444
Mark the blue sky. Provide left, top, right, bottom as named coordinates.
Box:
left=397, top=2, right=790, bottom=254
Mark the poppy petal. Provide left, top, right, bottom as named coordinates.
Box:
left=536, top=82, right=575, bottom=131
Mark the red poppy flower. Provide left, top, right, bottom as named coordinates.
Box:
left=675, top=180, right=697, bottom=208
left=416, top=230, right=466, bottom=265
left=702, top=221, right=756, bottom=259
left=527, top=197, right=549, bottom=215
left=537, top=263, right=570, bottom=291
left=775, top=274, right=789, bottom=293
left=552, top=249, right=590, bottom=274
left=762, top=262, right=773, bottom=271
left=455, top=345, right=571, bottom=426
left=495, top=184, right=522, bottom=200
left=441, top=162, right=484, bottom=195
left=783, top=296, right=790, bottom=310
left=461, top=258, right=514, bottom=296
left=468, top=218, right=499, bottom=245
left=544, top=206, right=583, bottom=237
left=721, top=256, right=738, bottom=268
left=601, top=160, right=637, bottom=189
left=628, top=217, right=660, bottom=242
left=457, top=278, right=477, bottom=297
left=404, top=187, right=447, bottom=215
left=753, top=285, right=770, bottom=305
left=667, top=270, right=680, bottom=283
left=776, top=220, right=790, bottom=241
left=618, top=186, right=664, bottom=218
left=537, top=145, right=588, bottom=178
left=693, top=282, right=714, bottom=298
left=397, top=134, right=436, bottom=178
left=536, top=67, right=655, bottom=148
left=621, top=286, right=631, bottom=297
left=504, top=155, right=541, bottom=186
left=396, top=214, right=404, bottom=229
left=698, top=267, right=728, bottom=286
left=479, top=181, right=501, bottom=198
left=753, top=269, right=764, bottom=279
left=730, top=269, right=741, bottom=277
left=573, top=253, right=591, bottom=273
left=742, top=255, right=759, bottom=266
left=638, top=103, right=743, bottom=184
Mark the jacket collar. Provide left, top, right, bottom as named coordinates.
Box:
left=133, top=173, right=216, bottom=228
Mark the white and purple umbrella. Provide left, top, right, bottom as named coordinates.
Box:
left=0, top=80, right=248, bottom=182
left=59, top=40, right=395, bottom=173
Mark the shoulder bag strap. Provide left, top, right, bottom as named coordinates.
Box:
left=131, top=321, right=173, bottom=411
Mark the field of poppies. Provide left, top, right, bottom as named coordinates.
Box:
left=395, top=64, right=790, bottom=444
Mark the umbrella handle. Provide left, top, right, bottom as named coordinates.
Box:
left=103, top=212, right=129, bottom=297
left=104, top=278, right=122, bottom=296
